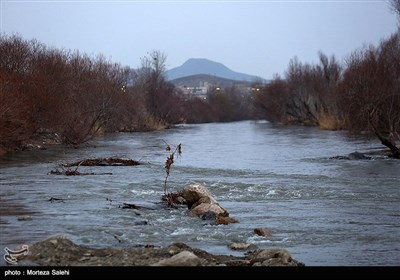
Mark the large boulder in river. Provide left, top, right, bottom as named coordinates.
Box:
left=182, top=183, right=230, bottom=219
left=182, top=183, right=218, bottom=208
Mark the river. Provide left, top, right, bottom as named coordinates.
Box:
left=0, top=120, right=399, bottom=266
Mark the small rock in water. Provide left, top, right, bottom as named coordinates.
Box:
left=134, top=220, right=148, bottom=226
left=254, top=228, right=272, bottom=237
left=348, top=152, right=371, bottom=160
left=17, top=215, right=32, bottom=221
left=229, top=243, right=258, bottom=251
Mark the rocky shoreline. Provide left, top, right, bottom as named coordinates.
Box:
left=18, top=235, right=304, bottom=266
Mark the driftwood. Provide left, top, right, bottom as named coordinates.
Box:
left=49, top=167, right=112, bottom=176
left=161, top=191, right=186, bottom=205
left=104, top=231, right=123, bottom=243
left=49, top=197, right=65, bottom=203
left=119, top=202, right=158, bottom=210
left=64, top=157, right=140, bottom=167
left=120, top=203, right=141, bottom=209
left=49, top=157, right=139, bottom=176
left=65, top=170, right=112, bottom=176
left=120, top=203, right=153, bottom=210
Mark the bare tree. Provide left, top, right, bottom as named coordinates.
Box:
left=140, top=50, right=167, bottom=83
left=139, top=50, right=174, bottom=123
left=338, top=32, right=400, bottom=158
left=253, top=75, right=289, bottom=124
left=255, top=52, right=343, bottom=129
left=390, top=0, right=400, bottom=26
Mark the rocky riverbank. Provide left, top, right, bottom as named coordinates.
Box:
left=18, top=235, right=304, bottom=266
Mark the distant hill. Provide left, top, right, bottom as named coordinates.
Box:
left=165, top=58, right=266, bottom=82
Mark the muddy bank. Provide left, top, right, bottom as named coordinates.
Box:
left=20, top=235, right=304, bottom=266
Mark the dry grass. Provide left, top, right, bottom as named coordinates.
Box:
left=318, top=114, right=344, bottom=130
left=144, top=115, right=169, bottom=131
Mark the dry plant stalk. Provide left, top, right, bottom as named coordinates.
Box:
left=163, top=142, right=182, bottom=195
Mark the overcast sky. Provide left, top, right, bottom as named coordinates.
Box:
left=1, top=0, right=398, bottom=79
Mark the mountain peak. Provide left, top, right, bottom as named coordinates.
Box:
left=183, top=58, right=226, bottom=68
left=166, top=58, right=265, bottom=82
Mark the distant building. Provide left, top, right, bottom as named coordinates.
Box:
left=171, top=74, right=268, bottom=100
left=178, top=85, right=208, bottom=99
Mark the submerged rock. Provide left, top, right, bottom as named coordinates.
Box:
left=17, top=215, right=33, bottom=221
left=348, top=152, right=371, bottom=160
left=133, top=220, right=148, bottom=226
left=330, top=151, right=372, bottom=160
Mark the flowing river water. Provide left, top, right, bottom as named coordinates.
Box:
left=0, top=121, right=399, bottom=266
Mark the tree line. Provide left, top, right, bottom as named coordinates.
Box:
left=0, top=35, right=255, bottom=155
left=1, top=1, right=399, bottom=157
left=254, top=29, right=400, bottom=158
left=254, top=1, right=400, bottom=158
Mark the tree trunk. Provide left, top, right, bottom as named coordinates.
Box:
left=373, top=129, right=400, bottom=159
